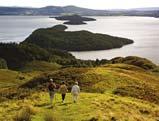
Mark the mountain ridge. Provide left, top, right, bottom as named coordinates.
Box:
left=0, top=5, right=159, bottom=17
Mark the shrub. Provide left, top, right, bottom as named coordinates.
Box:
left=13, top=109, right=31, bottom=121
left=113, top=85, right=159, bottom=104
left=0, top=58, right=7, bottom=69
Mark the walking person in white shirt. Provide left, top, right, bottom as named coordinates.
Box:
left=71, top=81, right=80, bottom=103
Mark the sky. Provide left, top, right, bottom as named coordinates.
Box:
left=0, top=0, right=159, bottom=9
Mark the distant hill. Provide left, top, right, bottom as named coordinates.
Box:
left=131, top=7, right=159, bottom=11
left=54, top=14, right=96, bottom=25
left=0, top=5, right=159, bottom=17
left=23, top=25, right=133, bottom=51
left=0, top=5, right=107, bottom=16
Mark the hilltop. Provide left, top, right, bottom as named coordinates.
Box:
left=23, top=25, right=133, bottom=51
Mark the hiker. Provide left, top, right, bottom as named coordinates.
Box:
left=71, top=81, right=80, bottom=103
left=48, top=78, right=56, bottom=105
left=59, top=81, right=68, bottom=103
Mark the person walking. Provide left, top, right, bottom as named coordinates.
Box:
left=71, top=81, right=80, bottom=103
left=59, top=81, right=68, bottom=103
left=48, top=78, right=56, bottom=105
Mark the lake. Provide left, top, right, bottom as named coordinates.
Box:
left=0, top=16, right=159, bottom=64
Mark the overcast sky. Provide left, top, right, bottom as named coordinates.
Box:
left=0, top=0, right=159, bottom=9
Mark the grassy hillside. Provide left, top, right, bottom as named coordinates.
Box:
left=23, top=25, right=133, bottom=51
left=0, top=60, right=62, bottom=88
left=20, top=61, right=61, bottom=72
left=22, top=64, right=159, bottom=104
left=0, top=69, right=39, bottom=88
left=0, top=63, right=159, bottom=121
left=0, top=92, right=159, bottom=121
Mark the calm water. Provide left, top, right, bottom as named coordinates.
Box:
left=0, top=16, right=159, bottom=64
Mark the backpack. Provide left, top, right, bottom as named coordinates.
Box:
left=48, top=83, right=56, bottom=91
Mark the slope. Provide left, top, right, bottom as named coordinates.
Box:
left=1, top=92, right=159, bottom=121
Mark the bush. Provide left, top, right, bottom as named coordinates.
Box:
left=13, top=109, right=31, bottom=121
left=113, top=85, right=159, bottom=104
left=13, top=105, right=36, bottom=121
left=0, top=58, right=7, bottom=69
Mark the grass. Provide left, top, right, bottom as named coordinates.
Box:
left=0, top=69, right=41, bottom=88
left=0, top=92, right=159, bottom=121
left=20, top=61, right=61, bottom=72
left=0, top=61, right=61, bottom=88
left=44, top=112, right=59, bottom=121
left=0, top=63, right=159, bottom=121
left=23, top=64, right=159, bottom=104
left=13, top=109, right=32, bottom=121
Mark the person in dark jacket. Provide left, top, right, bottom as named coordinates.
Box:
left=48, top=78, right=56, bottom=105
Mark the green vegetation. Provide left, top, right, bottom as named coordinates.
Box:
left=20, top=61, right=61, bottom=72
left=0, top=43, right=75, bottom=69
left=23, top=25, right=133, bottom=51
left=0, top=43, right=50, bottom=69
left=0, top=58, right=7, bottom=69
left=0, top=24, right=158, bottom=121
left=22, top=64, right=159, bottom=104
left=0, top=25, right=135, bottom=70
left=44, top=112, right=59, bottom=121
left=49, top=24, right=68, bottom=31
left=0, top=63, right=159, bottom=121
left=0, top=69, right=40, bottom=88
left=0, top=92, right=159, bottom=121
left=54, top=15, right=96, bottom=25
left=0, top=43, right=109, bottom=70
left=111, top=56, right=157, bottom=70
